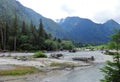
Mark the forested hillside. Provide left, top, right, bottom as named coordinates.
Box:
left=0, top=0, right=64, bottom=38
left=0, top=0, right=74, bottom=51
left=0, top=0, right=120, bottom=50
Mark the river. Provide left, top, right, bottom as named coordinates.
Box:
left=44, top=50, right=112, bottom=82
left=0, top=50, right=112, bottom=82
left=47, top=63, right=104, bottom=82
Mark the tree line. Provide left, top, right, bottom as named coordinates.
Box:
left=0, top=15, right=75, bottom=51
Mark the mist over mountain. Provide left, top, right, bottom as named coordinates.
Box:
left=0, top=0, right=120, bottom=44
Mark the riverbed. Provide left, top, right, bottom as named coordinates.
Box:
left=42, top=50, right=112, bottom=82
left=0, top=50, right=112, bottom=82
left=46, top=63, right=105, bottom=82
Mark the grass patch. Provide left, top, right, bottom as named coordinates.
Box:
left=0, top=65, right=39, bottom=76
left=85, top=44, right=108, bottom=50
left=50, top=62, right=75, bottom=67
left=33, top=51, right=47, bottom=58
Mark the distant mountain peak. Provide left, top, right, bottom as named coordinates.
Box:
left=104, top=19, right=119, bottom=25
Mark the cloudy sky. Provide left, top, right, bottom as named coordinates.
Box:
left=18, top=0, right=120, bottom=23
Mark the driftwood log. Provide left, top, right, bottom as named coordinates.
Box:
left=72, top=56, right=95, bottom=62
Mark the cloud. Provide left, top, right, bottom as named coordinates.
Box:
left=91, top=0, right=120, bottom=23
left=61, top=5, right=75, bottom=15
left=18, top=0, right=120, bottom=23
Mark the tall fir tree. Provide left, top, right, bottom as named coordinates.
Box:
left=13, top=14, right=18, bottom=51
left=21, top=21, right=27, bottom=35
left=0, top=22, right=4, bottom=50
left=38, top=19, right=46, bottom=38
left=38, top=19, right=46, bottom=49
left=0, top=15, right=7, bottom=50
left=5, top=22, right=9, bottom=50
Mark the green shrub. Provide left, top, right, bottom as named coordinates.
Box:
left=104, top=50, right=118, bottom=55
left=33, top=51, right=47, bottom=58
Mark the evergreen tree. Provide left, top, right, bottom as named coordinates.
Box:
left=101, top=30, right=120, bottom=82
left=0, top=22, right=4, bottom=50
left=38, top=19, right=46, bottom=38
left=0, top=15, right=7, bottom=50
left=5, top=22, right=9, bottom=50
left=21, top=21, right=27, bottom=35
left=13, top=14, right=18, bottom=51
left=0, top=15, right=75, bottom=51
left=38, top=19, right=46, bottom=49
left=3, top=22, right=6, bottom=50
left=29, top=21, right=39, bottom=49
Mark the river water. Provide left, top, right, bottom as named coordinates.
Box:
left=45, top=50, right=112, bottom=82
left=49, top=63, right=104, bottom=82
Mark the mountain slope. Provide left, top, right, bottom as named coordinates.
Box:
left=0, top=0, right=120, bottom=44
left=0, top=0, right=64, bottom=38
left=58, top=17, right=120, bottom=44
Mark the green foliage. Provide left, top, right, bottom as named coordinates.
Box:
left=108, top=41, right=116, bottom=49
left=37, top=19, right=48, bottom=50
left=19, top=43, right=33, bottom=50
left=0, top=0, right=76, bottom=51
left=101, top=30, right=120, bottom=82
left=0, top=16, right=75, bottom=51
left=74, top=42, right=90, bottom=48
left=44, top=39, right=75, bottom=51
left=84, top=44, right=107, bottom=50
left=45, top=39, right=59, bottom=51
left=33, top=51, right=47, bottom=58
left=19, top=35, right=29, bottom=43
left=61, top=41, right=75, bottom=50
left=101, top=58, right=120, bottom=82
left=0, top=0, right=66, bottom=51
left=38, top=19, right=46, bottom=38
left=21, top=21, right=28, bottom=35
left=104, top=50, right=114, bottom=55
left=101, top=61, right=120, bottom=82
left=0, top=16, right=53, bottom=51
left=13, top=14, right=19, bottom=51
left=108, top=30, right=120, bottom=50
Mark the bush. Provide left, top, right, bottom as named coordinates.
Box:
left=104, top=50, right=119, bottom=55
left=33, top=51, right=47, bottom=58
left=61, top=41, right=75, bottom=50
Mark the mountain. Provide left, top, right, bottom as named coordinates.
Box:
left=0, top=0, right=64, bottom=38
left=58, top=17, right=120, bottom=44
left=0, top=0, right=120, bottom=44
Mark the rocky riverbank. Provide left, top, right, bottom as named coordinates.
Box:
left=0, top=51, right=113, bottom=82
